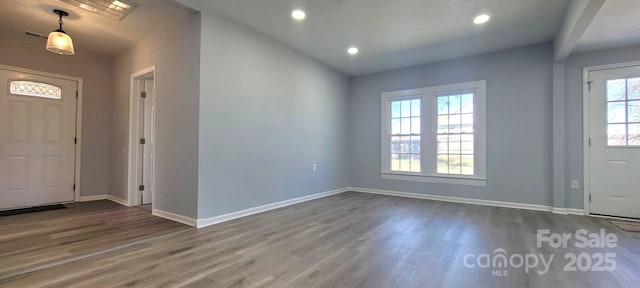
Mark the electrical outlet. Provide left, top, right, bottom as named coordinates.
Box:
left=570, top=180, right=580, bottom=190
left=312, top=164, right=317, bottom=172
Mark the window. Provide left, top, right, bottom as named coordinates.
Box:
left=382, top=81, right=486, bottom=186
left=606, top=78, right=640, bottom=146
left=389, top=99, right=421, bottom=173
left=9, top=81, right=62, bottom=100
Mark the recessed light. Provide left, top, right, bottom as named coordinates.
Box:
left=474, top=14, right=491, bottom=25
left=347, top=47, right=359, bottom=55
left=292, top=9, right=306, bottom=20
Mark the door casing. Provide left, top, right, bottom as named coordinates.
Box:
left=128, top=66, right=156, bottom=207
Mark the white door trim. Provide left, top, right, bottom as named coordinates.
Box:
left=583, top=60, right=640, bottom=216
left=127, top=66, right=156, bottom=207
left=0, top=64, right=84, bottom=202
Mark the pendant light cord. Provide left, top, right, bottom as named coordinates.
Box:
left=58, top=14, right=64, bottom=32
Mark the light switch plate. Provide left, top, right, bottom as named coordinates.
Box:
left=570, top=180, right=580, bottom=190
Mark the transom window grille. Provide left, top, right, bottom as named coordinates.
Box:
left=9, top=81, right=62, bottom=100
left=606, top=78, right=640, bottom=146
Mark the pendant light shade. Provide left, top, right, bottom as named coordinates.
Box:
left=46, top=31, right=75, bottom=55
left=46, top=10, right=75, bottom=56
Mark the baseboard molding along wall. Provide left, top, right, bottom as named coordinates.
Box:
left=348, top=187, right=585, bottom=216
left=196, top=187, right=350, bottom=229
left=78, top=187, right=586, bottom=229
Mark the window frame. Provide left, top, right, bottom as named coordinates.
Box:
left=381, top=81, right=487, bottom=187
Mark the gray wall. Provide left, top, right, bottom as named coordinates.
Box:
left=111, top=10, right=201, bottom=218
left=0, top=31, right=113, bottom=198
left=564, top=44, right=640, bottom=209
left=349, top=43, right=554, bottom=206
left=196, top=10, right=350, bottom=218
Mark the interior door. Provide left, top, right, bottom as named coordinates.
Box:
left=140, top=79, right=154, bottom=205
left=0, top=68, right=77, bottom=210
left=589, top=66, right=640, bottom=219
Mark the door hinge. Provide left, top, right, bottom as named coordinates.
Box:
left=589, top=194, right=592, bottom=202
left=73, top=184, right=76, bottom=191
left=141, top=91, right=147, bottom=98
left=139, top=185, right=145, bottom=191
left=140, top=138, right=146, bottom=145
left=76, top=91, right=79, bottom=98
left=587, top=81, right=593, bottom=91
left=588, top=138, right=591, bottom=147
left=74, top=137, right=77, bottom=144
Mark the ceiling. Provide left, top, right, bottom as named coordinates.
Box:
left=195, top=0, right=573, bottom=76
left=574, top=0, right=640, bottom=53
left=0, top=0, right=194, bottom=56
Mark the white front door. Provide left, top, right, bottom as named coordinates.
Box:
left=0, top=68, right=77, bottom=210
left=589, top=66, right=640, bottom=219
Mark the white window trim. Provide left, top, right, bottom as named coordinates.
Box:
left=381, top=81, right=487, bottom=186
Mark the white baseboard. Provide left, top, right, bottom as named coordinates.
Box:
left=197, top=187, right=350, bottom=229
left=349, top=187, right=585, bottom=215
left=77, top=194, right=130, bottom=207
left=106, top=195, right=130, bottom=207
left=78, top=194, right=108, bottom=202
left=153, top=209, right=197, bottom=227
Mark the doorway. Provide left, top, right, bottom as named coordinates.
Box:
left=0, top=65, right=81, bottom=211
left=585, top=63, right=640, bottom=219
left=128, top=67, right=155, bottom=208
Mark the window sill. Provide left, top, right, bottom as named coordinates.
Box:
left=381, top=172, right=487, bottom=187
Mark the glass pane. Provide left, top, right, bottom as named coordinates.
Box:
left=607, top=79, right=626, bottom=101
left=461, top=94, right=474, bottom=113
left=391, top=101, right=401, bottom=118
left=628, top=78, right=640, bottom=100
left=449, top=114, right=461, bottom=133
left=608, top=102, right=626, bottom=123
left=608, top=124, right=627, bottom=146
left=437, top=135, right=448, bottom=154
left=399, top=154, right=411, bottom=171
left=629, top=124, right=640, bottom=145
left=437, top=115, right=449, bottom=134
left=437, top=96, right=449, bottom=115
left=629, top=101, right=640, bottom=123
left=461, top=113, right=474, bottom=133
left=401, top=100, right=411, bottom=117
left=391, top=154, right=400, bottom=171
left=411, top=117, right=421, bottom=134
left=400, top=136, right=411, bottom=153
left=411, top=99, right=421, bottom=117
left=461, top=155, right=474, bottom=175
left=410, top=136, right=421, bottom=153
left=449, top=155, right=461, bottom=174
left=461, top=135, right=474, bottom=154
left=449, top=95, right=461, bottom=114
left=437, top=155, right=449, bottom=174
left=410, top=156, right=421, bottom=173
left=10, top=81, right=62, bottom=100
left=390, top=136, right=400, bottom=153
left=391, top=119, right=401, bottom=134
left=449, top=134, right=461, bottom=154
left=401, top=118, right=411, bottom=134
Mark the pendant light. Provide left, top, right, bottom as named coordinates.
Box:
left=46, top=9, right=75, bottom=56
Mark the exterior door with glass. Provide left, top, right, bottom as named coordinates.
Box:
left=0, top=67, right=77, bottom=210
left=588, top=66, right=640, bottom=219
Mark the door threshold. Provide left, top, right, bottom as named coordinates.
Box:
left=589, top=213, right=640, bottom=223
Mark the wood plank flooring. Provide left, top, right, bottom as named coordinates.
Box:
left=1, top=192, right=639, bottom=287
left=0, top=200, right=190, bottom=279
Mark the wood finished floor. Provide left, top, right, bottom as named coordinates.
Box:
left=1, top=192, right=639, bottom=287
left=0, top=200, right=189, bottom=279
